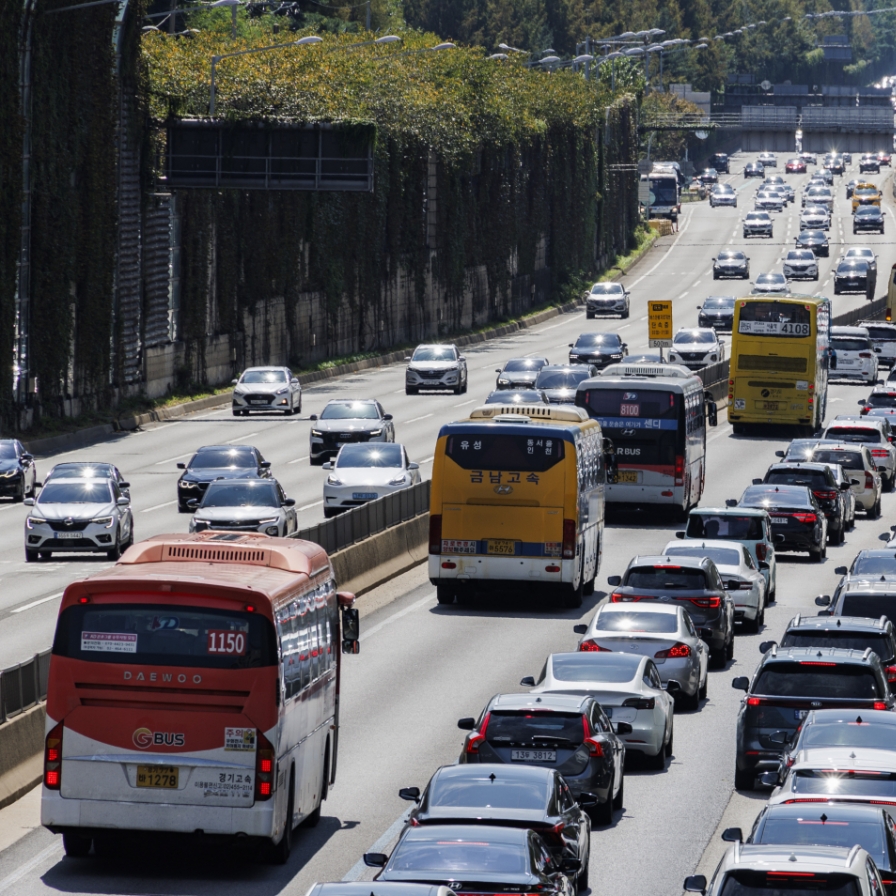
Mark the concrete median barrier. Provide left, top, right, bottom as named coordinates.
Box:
left=0, top=704, right=45, bottom=810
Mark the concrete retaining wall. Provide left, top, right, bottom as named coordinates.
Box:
left=0, top=704, right=45, bottom=810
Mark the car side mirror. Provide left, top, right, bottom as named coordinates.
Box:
left=851, top=478, right=861, bottom=486
left=519, top=676, right=536, bottom=687
left=364, top=853, right=388, bottom=868
left=815, top=594, right=831, bottom=607
left=684, top=875, right=707, bottom=894
left=577, top=792, right=599, bottom=808
left=408, top=463, right=420, bottom=471
left=834, top=566, right=848, bottom=575
left=231, top=378, right=238, bottom=385
left=573, top=624, right=588, bottom=635
left=752, top=478, right=762, bottom=485
left=607, top=575, right=621, bottom=586
left=322, top=462, right=333, bottom=470
left=775, top=450, right=785, bottom=458
left=177, top=462, right=186, bottom=470
left=291, top=377, right=299, bottom=384
left=398, top=787, right=421, bottom=802
left=260, top=461, right=271, bottom=469
left=560, top=859, right=581, bottom=875
left=21, top=453, right=33, bottom=462
left=34, top=481, right=41, bottom=489
left=759, top=640, right=777, bottom=653
left=768, top=730, right=791, bottom=745
left=759, top=561, right=770, bottom=570
left=614, top=722, right=633, bottom=735
left=568, top=343, right=574, bottom=348
left=404, top=357, right=412, bottom=363
left=116, top=496, right=130, bottom=506
left=23, top=497, right=34, bottom=506
left=458, top=356, right=466, bottom=362
left=495, top=369, right=502, bottom=374
left=840, top=482, right=851, bottom=491
left=860, top=399, right=869, bottom=406
left=665, top=679, right=682, bottom=694
left=118, top=482, right=130, bottom=489
left=310, top=414, right=318, bottom=421
left=732, top=676, right=750, bottom=691
left=726, top=499, right=738, bottom=507
left=760, top=771, right=780, bottom=788
left=187, top=499, right=199, bottom=508
left=457, top=717, right=476, bottom=731
left=284, top=498, right=296, bottom=507
left=722, top=827, right=743, bottom=842
left=383, top=414, right=394, bottom=421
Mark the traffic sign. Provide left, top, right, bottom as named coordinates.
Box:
left=648, top=300, right=673, bottom=347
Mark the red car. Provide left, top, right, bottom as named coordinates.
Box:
left=785, top=158, right=807, bottom=173
left=878, top=151, right=892, bottom=167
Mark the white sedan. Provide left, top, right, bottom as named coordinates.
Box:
left=527, top=652, right=676, bottom=769
left=800, top=205, right=831, bottom=231
left=322, top=443, right=420, bottom=517
left=663, top=539, right=767, bottom=632
left=573, top=603, right=709, bottom=710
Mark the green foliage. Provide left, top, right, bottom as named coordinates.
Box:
left=641, top=91, right=704, bottom=160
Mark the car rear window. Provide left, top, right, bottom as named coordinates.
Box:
left=867, top=394, right=896, bottom=408
left=813, top=449, right=864, bottom=471
left=719, top=870, right=861, bottom=895
left=686, top=514, right=763, bottom=540
left=550, top=654, right=639, bottom=683
left=753, top=662, right=881, bottom=698
left=388, top=836, right=528, bottom=874
left=596, top=611, right=678, bottom=633
left=780, top=631, right=895, bottom=661
left=793, top=769, right=896, bottom=799
left=831, top=339, right=872, bottom=352
left=428, top=777, right=548, bottom=811
left=766, top=471, right=831, bottom=489
left=624, top=565, right=709, bottom=590
left=485, top=712, right=584, bottom=747
left=825, top=428, right=880, bottom=444
left=840, top=593, right=896, bottom=619
left=756, top=817, right=885, bottom=868
left=802, top=722, right=896, bottom=750
left=665, top=546, right=742, bottom=567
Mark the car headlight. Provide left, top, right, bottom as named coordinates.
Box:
left=369, top=429, right=382, bottom=437
left=327, top=475, right=343, bottom=486
left=0, top=469, right=18, bottom=478
left=258, top=517, right=279, bottom=525
left=311, top=429, right=322, bottom=437
left=178, top=480, right=194, bottom=488
left=710, top=354, right=718, bottom=361
left=389, top=475, right=408, bottom=485
left=498, top=378, right=509, bottom=385
left=193, top=519, right=210, bottom=526
left=26, top=516, right=46, bottom=528
left=92, top=516, right=114, bottom=528
left=275, top=387, right=289, bottom=395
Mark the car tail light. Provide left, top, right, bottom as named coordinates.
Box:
left=622, top=697, right=655, bottom=710
left=582, top=716, right=604, bottom=756
left=813, top=490, right=838, bottom=502
left=688, top=596, right=721, bottom=609
left=429, top=514, right=442, bottom=555
left=872, top=449, right=889, bottom=458
left=562, top=519, right=576, bottom=559
left=887, top=665, right=896, bottom=683
left=874, top=701, right=888, bottom=710
left=756, top=543, right=768, bottom=562
left=655, top=642, right=691, bottom=659
left=747, top=696, right=763, bottom=706
left=255, top=730, right=275, bottom=801
left=44, top=722, right=63, bottom=790
left=800, top=661, right=836, bottom=666
left=791, top=513, right=817, bottom=524
left=674, top=455, right=685, bottom=487
left=579, top=640, right=611, bottom=652
left=860, top=353, right=874, bottom=359
left=861, top=406, right=871, bottom=415
left=610, top=594, right=649, bottom=602
left=465, top=713, right=491, bottom=754
left=866, top=472, right=876, bottom=489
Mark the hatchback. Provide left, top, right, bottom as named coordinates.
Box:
left=734, top=484, right=828, bottom=562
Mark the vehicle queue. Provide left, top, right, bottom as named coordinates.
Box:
left=4, top=147, right=896, bottom=896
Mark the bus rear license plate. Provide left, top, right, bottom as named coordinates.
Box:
left=487, top=540, right=516, bottom=555
left=616, top=471, right=640, bottom=483
left=136, top=766, right=179, bottom=789
left=352, top=493, right=378, bottom=500
left=511, top=750, right=556, bottom=762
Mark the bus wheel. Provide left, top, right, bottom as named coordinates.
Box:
left=62, top=833, right=92, bottom=858
left=268, top=780, right=294, bottom=864
left=562, top=574, right=584, bottom=610
left=436, top=584, right=455, bottom=605
left=732, top=423, right=745, bottom=435
left=302, top=747, right=329, bottom=829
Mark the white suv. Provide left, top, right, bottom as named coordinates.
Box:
left=830, top=326, right=879, bottom=384
left=824, top=416, right=896, bottom=491
left=812, top=442, right=883, bottom=517
left=405, top=344, right=468, bottom=395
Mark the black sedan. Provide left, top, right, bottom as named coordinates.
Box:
left=494, top=357, right=549, bottom=390
left=365, top=825, right=578, bottom=896
left=568, top=333, right=627, bottom=368
left=712, top=250, right=749, bottom=280
left=833, top=259, right=871, bottom=295
left=398, top=765, right=592, bottom=889
left=176, top=444, right=271, bottom=512
left=854, top=205, right=885, bottom=234
left=485, top=389, right=547, bottom=405
left=744, top=162, right=764, bottom=177
left=0, top=439, right=37, bottom=502
left=795, top=229, right=830, bottom=257
left=697, top=296, right=736, bottom=330
left=735, top=483, right=828, bottom=562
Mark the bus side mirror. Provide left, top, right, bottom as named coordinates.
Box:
left=341, top=605, right=360, bottom=653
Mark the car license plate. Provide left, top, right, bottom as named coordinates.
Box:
left=136, top=765, right=179, bottom=789
left=352, top=492, right=378, bottom=501
left=616, top=470, right=640, bottom=483
left=757, top=401, right=780, bottom=411
left=794, top=709, right=809, bottom=721
left=511, top=750, right=556, bottom=762
left=55, top=531, right=82, bottom=539
left=249, top=399, right=267, bottom=405
left=487, top=539, right=516, bottom=556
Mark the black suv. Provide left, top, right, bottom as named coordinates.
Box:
left=567, top=333, right=627, bottom=369
left=607, top=555, right=735, bottom=668
left=732, top=646, right=895, bottom=790
left=734, top=484, right=828, bottom=562
left=710, top=153, right=730, bottom=174
left=175, top=445, right=272, bottom=512
left=755, top=463, right=850, bottom=545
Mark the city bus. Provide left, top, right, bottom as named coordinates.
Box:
left=428, top=405, right=607, bottom=610
left=575, top=361, right=718, bottom=517
left=41, top=531, right=359, bottom=862
left=728, top=295, right=831, bottom=434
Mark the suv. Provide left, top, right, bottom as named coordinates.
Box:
left=405, top=344, right=468, bottom=395
left=606, top=554, right=735, bottom=668
left=859, top=321, right=896, bottom=367
left=735, top=484, right=828, bottom=563
left=812, top=443, right=883, bottom=517
left=732, top=647, right=895, bottom=790
left=710, top=152, right=730, bottom=174
left=175, top=444, right=271, bottom=512
left=230, top=366, right=301, bottom=416
left=860, top=152, right=881, bottom=173
left=584, top=282, right=630, bottom=319
left=756, top=462, right=850, bottom=545
left=668, top=327, right=725, bottom=370
left=830, top=327, right=878, bottom=383
left=823, top=418, right=896, bottom=492
left=743, top=211, right=773, bottom=239
left=816, top=581, right=896, bottom=623
left=308, top=399, right=396, bottom=465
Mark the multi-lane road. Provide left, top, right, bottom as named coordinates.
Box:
left=0, top=152, right=894, bottom=895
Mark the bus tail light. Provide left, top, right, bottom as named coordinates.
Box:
left=655, top=642, right=691, bottom=659
left=674, top=455, right=684, bottom=487
left=465, top=713, right=491, bottom=754
left=44, top=722, right=63, bottom=790
left=580, top=640, right=611, bottom=652
left=562, top=519, right=576, bottom=559
left=255, top=730, right=276, bottom=801
left=429, top=514, right=442, bottom=555
left=756, top=543, right=768, bottom=562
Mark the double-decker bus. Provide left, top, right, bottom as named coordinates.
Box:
left=429, top=405, right=607, bottom=609
left=574, top=361, right=717, bottom=517
left=41, top=531, right=359, bottom=862
left=728, top=295, right=830, bottom=434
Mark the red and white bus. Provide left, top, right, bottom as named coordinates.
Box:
left=41, top=531, right=359, bottom=861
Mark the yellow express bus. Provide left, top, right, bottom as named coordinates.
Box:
left=429, top=405, right=607, bottom=610
left=728, top=295, right=831, bottom=434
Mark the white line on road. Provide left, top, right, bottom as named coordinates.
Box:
left=420, top=456, right=434, bottom=464
left=154, top=452, right=193, bottom=465
left=640, top=315, right=648, bottom=321
left=453, top=399, right=477, bottom=408
left=225, top=432, right=259, bottom=444
left=404, top=414, right=434, bottom=424
left=11, top=592, right=64, bottom=614
left=342, top=808, right=413, bottom=881
left=678, top=291, right=689, bottom=299
left=140, top=500, right=177, bottom=513
left=393, top=388, right=406, bottom=394
left=288, top=456, right=310, bottom=465
left=0, top=841, right=63, bottom=891
left=619, top=324, right=631, bottom=330
left=298, top=500, right=323, bottom=511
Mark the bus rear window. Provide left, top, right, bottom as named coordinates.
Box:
left=581, top=389, right=679, bottom=420
left=52, top=603, right=278, bottom=668
left=445, top=434, right=565, bottom=472
left=737, top=301, right=813, bottom=337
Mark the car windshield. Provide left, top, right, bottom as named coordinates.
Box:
left=866, top=394, right=896, bottom=408
left=37, top=482, right=113, bottom=504
left=486, top=711, right=584, bottom=747
left=673, top=330, right=715, bottom=345
left=746, top=214, right=768, bottom=221
left=48, top=464, right=113, bottom=479
left=801, top=722, right=896, bottom=750
left=413, top=347, right=456, bottom=362
left=825, top=427, right=879, bottom=443
left=718, top=252, right=745, bottom=261
left=785, top=440, right=823, bottom=460
left=320, top=403, right=379, bottom=420
left=781, top=630, right=894, bottom=661
left=575, top=334, right=622, bottom=347
left=837, top=263, right=868, bottom=274
left=856, top=207, right=880, bottom=217
left=664, top=546, right=741, bottom=567
left=813, top=449, right=864, bottom=471
left=800, top=231, right=824, bottom=240
left=335, top=445, right=403, bottom=468
left=840, top=593, right=896, bottom=618
left=756, top=816, right=886, bottom=868
left=752, top=662, right=881, bottom=699
left=686, top=514, right=764, bottom=540
left=718, top=869, right=862, bottom=895
left=625, top=565, right=709, bottom=590
left=387, top=837, right=527, bottom=874
left=188, top=449, right=257, bottom=469
left=240, top=370, right=287, bottom=384
left=756, top=275, right=785, bottom=285
left=0, top=443, right=17, bottom=460
left=427, top=776, right=548, bottom=811
left=793, top=769, right=896, bottom=798
left=787, top=251, right=815, bottom=261
left=200, top=482, right=279, bottom=508
left=704, top=297, right=735, bottom=309
left=535, top=369, right=590, bottom=389
left=847, top=250, right=874, bottom=260
left=596, top=611, right=678, bottom=633
left=590, top=284, right=623, bottom=295
left=550, top=654, right=639, bottom=683
left=503, top=359, right=545, bottom=371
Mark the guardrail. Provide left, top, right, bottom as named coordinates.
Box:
left=0, top=650, right=51, bottom=723
left=295, top=479, right=431, bottom=555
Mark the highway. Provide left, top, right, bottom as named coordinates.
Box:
left=0, top=152, right=893, bottom=896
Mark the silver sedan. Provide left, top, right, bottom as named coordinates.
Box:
left=573, top=603, right=709, bottom=711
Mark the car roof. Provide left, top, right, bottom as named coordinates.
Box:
left=550, top=650, right=643, bottom=669
left=195, top=444, right=256, bottom=452
left=759, top=646, right=880, bottom=667
left=785, top=614, right=890, bottom=633
left=766, top=462, right=832, bottom=473
left=39, top=477, right=112, bottom=487
left=489, top=693, right=590, bottom=712
left=663, top=539, right=745, bottom=557
left=242, top=366, right=288, bottom=372
left=415, top=344, right=457, bottom=350
left=432, top=763, right=555, bottom=786
left=761, top=802, right=887, bottom=823
left=325, top=398, right=377, bottom=405
left=719, top=843, right=866, bottom=875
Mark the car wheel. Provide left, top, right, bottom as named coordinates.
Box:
left=577, top=861, right=590, bottom=892
left=310, top=455, right=324, bottom=466
left=106, top=531, right=122, bottom=561
left=710, top=645, right=727, bottom=669
left=699, top=673, right=708, bottom=701
left=232, top=410, right=242, bottom=417
left=622, top=307, right=630, bottom=319
left=612, top=777, right=624, bottom=812
left=62, top=833, right=92, bottom=858
left=734, top=768, right=755, bottom=791
left=871, top=496, right=883, bottom=519
left=712, top=272, right=718, bottom=280
left=677, top=686, right=700, bottom=712
left=25, top=548, right=38, bottom=563
left=405, top=386, right=418, bottom=396
left=13, top=486, right=23, bottom=503
left=810, top=542, right=825, bottom=563
left=436, top=584, right=455, bottom=605
left=726, top=632, right=735, bottom=661
left=887, top=474, right=896, bottom=494
left=323, top=508, right=339, bottom=518
left=177, top=501, right=191, bottom=512
left=647, top=742, right=666, bottom=771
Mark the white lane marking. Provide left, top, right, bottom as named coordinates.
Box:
left=0, top=841, right=64, bottom=891
left=419, top=456, right=434, bottom=464
left=404, top=414, right=434, bottom=424
left=288, top=455, right=310, bottom=465
left=393, top=389, right=406, bottom=394
left=155, top=452, right=193, bottom=465
left=453, top=399, right=477, bottom=408
left=140, top=500, right=177, bottom=513
left=225, top=432, right=259, bottom=444
left=619, top=324, right=631, bottom=330
left=11, top=592, right=64, bottom=614
left=298, top=500, right=323, bottom=511
left=342, top=808, right=413, bottom=881
left=640, top=315, right=648, bottom=321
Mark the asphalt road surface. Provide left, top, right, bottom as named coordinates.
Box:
left=0, top=153, right=893, bottom=896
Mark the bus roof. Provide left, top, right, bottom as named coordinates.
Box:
left=736, top=293, right=828, bottom=306
left=577, top=367, right=704, bottom=392
left=438, top=405, right=599, bottom=442
left=58, top=532, right=331, bottom=614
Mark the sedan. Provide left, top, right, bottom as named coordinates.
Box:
left=878, top=151, right=892, bottom=167
left=573, top=603, right=708, bottom=710
left=846, top=178, right=862, bottom=198
left=176, top=444, right=271, bottom=512
left=568, top=332, right=627, bottom=368
left=795, top=229, right=829, bottom=257
left=495, top=357, right=549, bottom=389
left=712, top=250, right=750, bottom=279
left=397, top=765, right=592, bottom=889
left=735, top=483, right=828, bottom=562
left=584, top=282, right=630, bottom=319
left=743, top=212, right=773, bottom=238
left=0, top=439, right=37, bottom=502
left=754, top=191, right=783, bottom=213
left=322, top=443, right=420, bottom=517
left=782, top=249, right=819, bottom=281
left=309, top=399, right=395, bottom=465
left=365, top=825, right=578, bottom=896
left=43, top=461, right=130, bottom=500
left=668, top=328, right=725, bottom=370
left=800, top=205, right=830, bottom=231
left=534, top=365, right=597, bottom=404
left=24, top=478, right=133, bottom=562
left=697, top=296, right=736, bottom=331
left=834, top=260, right=872, bottom=294
left=751, top=273, right=789, bottom=296
left=758, top=152, right=777, bottom=168
left=854, top=206, right=885, bottom=234
left=231, top=366, right=301, bottom=416
left=709, top=185, right=737, bottom=208
left=744, top=162, right=765, bottom=178
left=188, top=478, right=296, bottom=536
left=526, top=652, right=675, bottom=769
left=785, top=158, right=807, bottom=174
left=485, top=389, right=547, bottom=405
left=844, top=247, right=878, bottom=274
left=800, top=152, right=817, bottom=165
